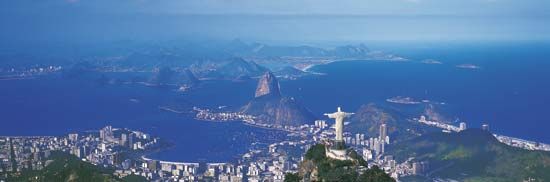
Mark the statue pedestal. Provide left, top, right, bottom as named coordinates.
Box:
left=326, top=140, right=350, bottom=160
left=331, top=140, right=346, bottom=150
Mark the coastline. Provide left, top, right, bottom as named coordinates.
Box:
left=300, top=58, right=409, bottom=73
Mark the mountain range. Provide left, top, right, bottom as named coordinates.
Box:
left=203, top=58, right=268, bottom=80
left=61, top=40, right=390, bottom=83
left=225, top=39, right=371, bottom=58
left=150, top=67, right=199, bottom=87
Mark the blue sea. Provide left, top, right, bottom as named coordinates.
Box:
left=1, top=42, right=549, bottom=163
left=284, top=41, right=550, bottom=143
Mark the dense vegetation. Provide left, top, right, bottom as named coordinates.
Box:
left=289, top=144, right=394, bottom=182
left=6, top=151, right=146, bottom=182
left=388, top=129, right=550, bottom=181
left=347, top=104, right=439, bottom=143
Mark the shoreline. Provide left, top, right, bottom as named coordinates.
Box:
left=300, top=58, right=409, bottom=73
left=140, top=119, right=294, bottom=164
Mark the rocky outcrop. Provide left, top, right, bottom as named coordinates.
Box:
left=241, top=71, right=315, bottom=127
left=241, top=96, right=316, bottom=126
left=255, top=72, right=280, bottom=98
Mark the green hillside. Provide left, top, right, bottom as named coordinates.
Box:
left=287, top=144, right=394, bottom=182
left=347, top=103, right=438, bottom=142
left=388, top=129, right=550, bottom=181
left=7, top=151, right=146, bottom=182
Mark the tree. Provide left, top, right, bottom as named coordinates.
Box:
left=284, top=173, right=302, bottom=182
left=305, top=144, right=326, bottom=163
left=358, top=166, right=395, bottom=182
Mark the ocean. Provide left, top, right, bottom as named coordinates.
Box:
left=284, top=41, right=550, bottom=144
left=1, top=41, right=549, bottom=163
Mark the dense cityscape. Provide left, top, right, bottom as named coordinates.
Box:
left=3, top=107, right=549, bottom=182
left=0, top=122, right=407, bottom=181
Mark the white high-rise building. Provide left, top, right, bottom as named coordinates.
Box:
left=362, top=148, right=373, bottom=161
left=373, top=139, right=381, bottom=155
left=120, top=133, right=128, bottom=147
left=68, top=133, right=78, bottom=142
left=379, top=124, right=387, bottom=141
left=482, top=123, right=490, bottom=131
left=460, top=122, right=467, bottom=131
left=314, top=120, right=327, bottom=129
left=99, top=130, right=105, bottom=140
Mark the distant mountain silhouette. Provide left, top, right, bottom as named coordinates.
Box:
left=150, top=67, right=200, bottom=86
left=225, top=40, right=372, bottom=58
left=273, top=66, right=309, bottom=78
left=206, top=58, right=268, bottom=80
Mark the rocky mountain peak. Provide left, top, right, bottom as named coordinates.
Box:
left=255, top=71, right=281, bottom=98
left=242, top=71, right=315, bottom=127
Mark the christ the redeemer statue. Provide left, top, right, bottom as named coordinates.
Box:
left=324, top=107, right=354, bottom=150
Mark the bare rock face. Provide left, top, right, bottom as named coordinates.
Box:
left=242, top=71, right=315, bottom=127
left=255, top=72, right=281, bottom=98
left=241, top=96, right=316, bottom=126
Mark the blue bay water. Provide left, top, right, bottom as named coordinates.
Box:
left=0, top=76, right=286, bottom=162
left=0, top=42, right=549, bottom=163
left=282, top=42, right=550, bottom=143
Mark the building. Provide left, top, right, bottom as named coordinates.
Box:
left=482, top=124, right=490, bottom=131
left=70, top=146, right=81, bottom=158
left=355, top=133, right=361, bottom=146
left=362, top=148, right=373, bottom=161
left=379, top=124, right=387, bottom=142
left=99, top=130, right=105, bottom=140
left=68, top=133, right=78, bottom=142
left=128, top=133, right=134, bottom=149
left=459, top=122, right=467, bottom=131
left=314, top=120, right=327, bottom=129
left=412, top=162, right=421, bottom=175
left=120, top=133, right=128, bottom=147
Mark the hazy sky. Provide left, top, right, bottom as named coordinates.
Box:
left=1, top=0, right=549, bottom=45
left=4, top=0, right=550, bottom=16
